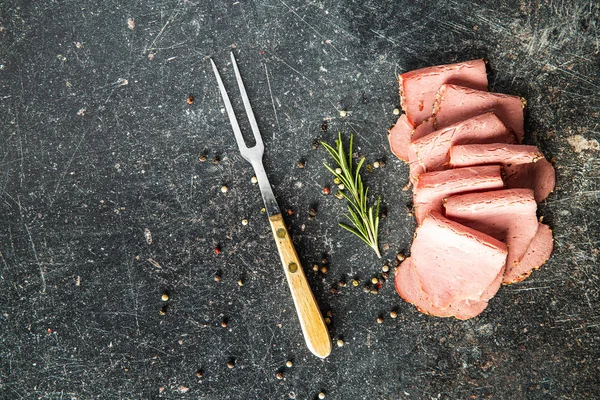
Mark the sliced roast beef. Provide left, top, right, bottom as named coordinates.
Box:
left=413, top=165, right=504, bottom=224
left=388, top=114, right=414, bottom=162
left=395, top=256, right=504, bottom=319
left=504, top=222, right=553, bottom=283
left=443, top=188, right=540, bottom=282
left=397, top=211, right=507, bottom=314
left=408, top=112, right=515, bottom=180
left=432, top=84, right=525, bottom=142
left=399, top=59, right=488, bottom=126
left=449, top=143, right=555, bottom=202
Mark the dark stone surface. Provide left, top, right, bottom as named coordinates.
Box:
left=1, top=0, right=599, bottom=399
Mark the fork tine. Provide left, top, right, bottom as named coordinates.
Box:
left=230, top=51, right=264, bottom=148
left=210, top=58, right=249, bottom=153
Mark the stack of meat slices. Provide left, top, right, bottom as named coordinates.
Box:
left=389, top=60, right=555, bottom=319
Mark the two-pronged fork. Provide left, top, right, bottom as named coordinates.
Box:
left=210, top=52, right=331, bottom=359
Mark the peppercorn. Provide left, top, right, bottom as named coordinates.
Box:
left=337, top=339, right=344, bottom=347
left=320, top=122, right=328, bottom=133
left=377, top=316, right=384, bottom=324
left=363, top=286, right=370, bottom=293
left=371, top=277, right=379, bottom=284
left=237, top=279, right=244, bottom=286
left=334, top=191, right=344, bottom=199
left=312, top=264, right=319, bottom=271
left=211, top=155, right=220, bottom=164
left=326, top=311, right=333, bottom=318
left=227, top=359, right=235, bottom=369
left=373, top=161, right=380, bottom=169
left=161, top=292, right=169, bottom=302
left=276, top=371, right=284, bottom=380
left=221, top=185, right=228, bottom=193
left=390, top=310, right=398, bottom=319
left=338, top=184, right=345, bottom=190
left=251, top=176, right=258, bottom=184
left=382, top=265, right=390, bottom=273
left=393, top=108, right=400, bottom=115
left=339, top=109, right=347, bottom=117
left=397, top=253, right=406, bottom=262
left=321, top=257, right=329, bottom=265
left=338, top=280, right=347, bottom=287
left=242, top=219, right=248, bottom=226
left=322, top=186, right=330, bottom=195
left=382, top=272, right=389, bottom=280
left=196, top=369, right=204, bottom=378
left=370, top=288, right=378, bottom=295
left=159, top=306, right=167, bottom=316
left=214, top=246, right=222, bottom=255
left=297, top=160, right=305, bottom=169
left=221, top=319, right=228, bottom=328
left=320, top=266, right=328, bottom=275
left=214, top=273, right=222, bottom=283
left=318, top=391, right=326, bottom=399
left=186, top=95, right=194, bottom=105
left=366, top=164, right=373, bottom=173
left=308, top=208, right=317, bottom=218
left=333, top=177, right=341, bottom=185
left=287, top=208, right=294, bottom=216
left=312, top=139, right=320, bottom=150
left=378, top=159, right=386, bottom=167
left=286, top=360, right=293, bottom=368
left=324, top=317, right=331, bottom=324
left=335, top=168, right=342, bottom=174
left=199, top=154, right=207, bottom=162
left=352, top=279, right=359, bottom=287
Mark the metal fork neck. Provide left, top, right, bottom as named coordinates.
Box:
left=251, top=159, right=280, bottom=217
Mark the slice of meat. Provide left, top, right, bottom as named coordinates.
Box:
left=503, top=222, right=553, bottom=284
left=395, top=257, right=504, bottom=319
left=449, top=143, right=555, bottom=202
left=432, top=84, right=526, bottom=142
left=408, top=112, right=515, bottom=180
left=388, top=114, right=414, bottom=162
left=399, top=59, right=488, bottom=126
left=409, top=212, right=508, bottom=310
left=443, top=188, right=539, bottom=280
left=413, top=165, right=504, bottom=224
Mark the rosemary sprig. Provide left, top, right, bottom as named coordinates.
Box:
left=321, top=133, right=381, bottom=258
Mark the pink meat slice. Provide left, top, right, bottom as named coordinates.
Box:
left=449, top=143, right=555, bottom=202
left=430, top=84, right=526, bottom=142
left=388, top=114, right=414, bottom=162
left=413, top=165, right=504, bottom=224
left=408, top=112, right=515, bottom=180
left=399, top=59, right=488, bottom=126
left=409, top=212, right=508, bottom=310
left=504, top=222, right=553, bottom=284
left=395, top=257, right=504, bottom=319
left=443, top=189, right=539, bottom=281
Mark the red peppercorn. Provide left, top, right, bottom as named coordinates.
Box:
left=323, top=187, right=330, bottom=195
left=186, top=95, right=194, bottom=105
left=214, top=246, right=221, bottom=255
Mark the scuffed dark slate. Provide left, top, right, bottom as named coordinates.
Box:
left=0, top=0, right=598, bottom=399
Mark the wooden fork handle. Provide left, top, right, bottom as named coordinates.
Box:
left=268, top=213, right=332, bottom=359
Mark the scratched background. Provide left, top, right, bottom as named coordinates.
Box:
left=1, top=0, right=599, bottom=399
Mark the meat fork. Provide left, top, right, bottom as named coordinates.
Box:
left=210, top=52, right=331, bottom=359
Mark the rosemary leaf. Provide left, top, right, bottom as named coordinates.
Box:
left=322, top=132, right=382, bottom=258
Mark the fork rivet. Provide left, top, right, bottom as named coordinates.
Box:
left=288, top=262, right=298, bottom=273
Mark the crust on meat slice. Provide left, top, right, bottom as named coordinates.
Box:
left=449, top=143, right=555, bottom=202
left=413, top=165, right=504, bottom=224
left=410, top=212, right=507, bottom=310
left=408, top=112, right=515, bottom=180
left=399, top=59, right=488, bottom=126
left=444, top=188, right=539, bottom=281
left=388, top=114, right=414, bottom=162
left=395, top=257, right=505, bottom=320
left=432, top=84, right=525, bottom=142
left=503, top=222, right=553, bottom=284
